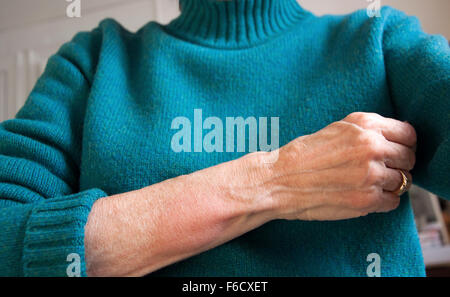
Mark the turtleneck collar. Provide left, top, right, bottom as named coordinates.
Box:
left=165, top=0, right=310, bottom=49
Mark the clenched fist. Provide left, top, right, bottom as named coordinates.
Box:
left=261, top=112, right=416, bottom=221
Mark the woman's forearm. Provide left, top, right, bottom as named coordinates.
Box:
left=84, top=113, right=417, bottom=276
left=84, top=152, right=275, bottom=277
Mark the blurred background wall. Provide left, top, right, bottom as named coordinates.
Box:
left=1, top=0, right=449, bottom=122
left=0, top=0, right=449, bottom=275
left=302, top=0, right=450, bottom=38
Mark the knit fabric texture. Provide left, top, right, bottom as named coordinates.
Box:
left=0, top=0, right=449, bottom=276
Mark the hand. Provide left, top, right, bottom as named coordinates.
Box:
left=263, top=112, right=416, bottom=221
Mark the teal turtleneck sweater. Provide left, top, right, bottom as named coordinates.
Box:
left=0, top=0, right=449, bottom=277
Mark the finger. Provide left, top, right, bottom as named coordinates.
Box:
left=382, top=141, right=416, bottom=170
left=378, top=120, right=417, bottom=148
left=380, top=168, right=412, bottom=192
left=344, top=113, right=417, bottom=147
left=375, top=191, right=401, bottom=213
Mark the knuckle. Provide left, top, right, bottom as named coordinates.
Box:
left=330, top=120, right=361, bottom=138
left=355, top=129, right=371, bottom=144
left=358, top=132, right=384, bottom=160
left=404, top=122, right=418, bottom=144
left=330, top=120, right=350, bottom=131
left=400, top=148, right=416, bottom=171
left=363, top=162, right=384, bottom=186
left=345, top=112, right=377, bottom=128
left=345, top=112, right=366, bottom=124
left=354, top=129, right=371, bottom=145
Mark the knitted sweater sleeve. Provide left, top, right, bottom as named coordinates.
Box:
left=381, top=7, right=450, bottom=199
left=0, top=27, right=106, bottom=276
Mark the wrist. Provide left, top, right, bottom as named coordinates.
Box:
left=242, top=149, right=311, bottom=222
left=178, top=151, right=278, bottom=229
left=229, top=151, right=278, bottom=222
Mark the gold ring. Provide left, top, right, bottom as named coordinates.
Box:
left=394, top=170, right=410, bottom=196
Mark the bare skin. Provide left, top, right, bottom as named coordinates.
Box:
left=85, top=112, right=416, bottom=276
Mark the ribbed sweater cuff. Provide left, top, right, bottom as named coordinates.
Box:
left=22, top=188, right=106, bottom=277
